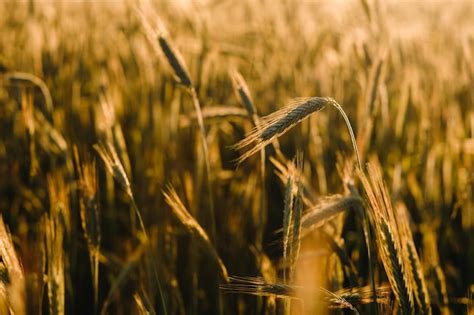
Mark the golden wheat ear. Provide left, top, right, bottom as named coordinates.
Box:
left=358, top=163, right=415, bottom=314
left=233, top=97, right=362, bottom=169
left=233, top=97, right=328, bottom=162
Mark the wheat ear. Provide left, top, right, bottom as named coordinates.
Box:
left=234, top=97, right=361, bottom=169
left=94, top=141, right=167, bottom=315
left=358, top=163, right=415, bottom=314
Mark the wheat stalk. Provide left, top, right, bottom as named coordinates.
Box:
left=100, top=241, right=148, bottom=315
left=319, top=229, right=359, bottom=287
left=282, top=173, right=294, bottom=285
left=222, top=277, right=381, bottom=313
left=157, top=34, right=192, bottom=87
left=94, top=141, right=167, bottom=315
left=163, top=186, right=228, bottom=282
left=230, top=69, right=271, bottom=251
left=163, top=186, right=228, bottom=281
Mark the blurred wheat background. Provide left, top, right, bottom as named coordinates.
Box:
left=0, top=0, right=473, bottom=314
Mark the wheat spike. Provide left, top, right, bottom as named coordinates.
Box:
left=301, top=195, right=362, bottom=235
left=396, top=203, right=431, bottom=314
left=220, top=276, right=297, bottom=299
left=94, top=141, right=131, bottom=196
left=94, top=140, right=167, bottom=314
left=230, top=69, right=257, bottom=118
left=234, top=97, right=361, bottom=169
left=157, top=36, right=192, bottom=87
left=359, top=163, right=415, bottom=314
left=137, top=9, right=192, bottom=87
left=234, top=97, right=328, bottom=162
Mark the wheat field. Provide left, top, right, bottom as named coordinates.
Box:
left=0, top=0, right=473, bottom=314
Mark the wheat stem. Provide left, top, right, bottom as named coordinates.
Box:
left=327, top=99, right=362, bottom=171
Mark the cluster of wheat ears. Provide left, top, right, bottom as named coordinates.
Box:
left=0, top=0, right=473, bottom=314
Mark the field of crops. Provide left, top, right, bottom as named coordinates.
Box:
left=0, top=1, right=473, bottom=314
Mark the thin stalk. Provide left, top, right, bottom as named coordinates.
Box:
left=362, top=209, right=378, bottom=315
left=130, top=197, right=167, bottom=315
left=347, top=183, right=377, bottom=315
left=327, top=99, right=362, bottom=171
left=190, top=87, right=223, bottom=315
left=230, top=69, right=268, bottom=250
left=190, top=87, right=217, bottom=245
left=254, top=118, right=267, bottom=252
left=330, top=99, right=376, bottom=313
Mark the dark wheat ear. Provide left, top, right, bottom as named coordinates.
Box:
left=233, top=97, right=362, bottom=169
left=358, top=163, right=415, bottom=314
left=136, top=8, right=192, bottom=87
left=230, top=69, right=256, bottom=117
left=157, top=36, right=192, bottom=87
left=233, top=97, right=328, bottom=162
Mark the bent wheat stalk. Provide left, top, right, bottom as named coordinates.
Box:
left=1, top=71, right=54, bottom=117
left=163, top=186, right=228, bottom=282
